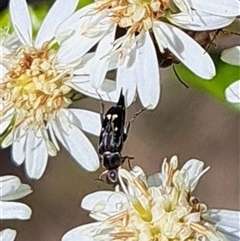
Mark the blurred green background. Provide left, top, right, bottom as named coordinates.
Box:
left=0, top=1, right=239, bottom=241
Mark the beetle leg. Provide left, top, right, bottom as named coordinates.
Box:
left=125, top=107, right=146, bottom=136
left=96, top=89, right=105, bottom=123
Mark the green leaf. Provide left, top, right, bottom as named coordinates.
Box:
left=174, top=53, right=240, bottom=110
left=77, top=0, right=94, bottom=9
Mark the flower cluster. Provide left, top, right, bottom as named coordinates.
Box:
left=62, top=156, right=240, bottom=241
left=0, top=0, right=101, bottom=179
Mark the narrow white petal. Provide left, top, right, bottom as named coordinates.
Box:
left=136, top=32, right=160, bottom=109
left=82, top=191, right=127, bottom=219
left=0, top=106, right=14, bottom=135
left=116, top=54, right=137, bottom=107
left=57, top=33, right=105, bottom=64
left=0, top=64, right=7, bottom=79
left=11, top=128, right=27, bottom=165
left=1, top=129, right=15, bottom=148
left=55, top=4, right=95, bottom=43
left=9, top=0, right=32, bottom=46
left=173, top=0, right=192, bottom=14
left=189, top=0, right=240, bottom=17
left=1, top=184, right=32, bottom=201
left=0, top=176, right=21, bottom=197
left=169, top=10, right=235, bottom=30
left=156, top=22, right=216, bottom=79
left=130, top=166, right=146, bottom=180
left=35, top=0, right=78, bottom=48
left=0, top=201, right=32, bottom=220
left=208, top=209, right=240, bottom=239
left=57, top=14, right=111, bottom=64
left=72, top=53, right=95, bottom=75
left=152, top=26, right=168, bottom=53
left=181, top=159, right=209, bottom=191
left=68, top=76, right=119, bottom=103
left=221, top=46, right=240, bottom=66
left=0, top=46, right=11, bottom=56
left=52, top=117, right=99, bottom=171
left=62, top=222, right=101, bottom=241
left=225, top=80, right=240, bottom=104
left=25, top=131, right=48, bottom=179
left=148, top=173, right=163, bottom=187
left=65, top=109, right=101, bottom=136
left=90, top=26, right=116, bottom=88
left=0, top=229, right=17, bottom=241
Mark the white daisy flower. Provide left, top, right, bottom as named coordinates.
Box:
left=0, top=0, right=102, bottom=179
left=0, top=175, right=32, bottom=241
left=221, top=46, right=240, bottom=104
left=62, top=156, right=240, bottom=241
left=56, top=0, right=239, bottom=108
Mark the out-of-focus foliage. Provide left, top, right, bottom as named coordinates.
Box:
left=77, top=0, right=93, bottom=9
left=175, top=54, right=240, bottom=110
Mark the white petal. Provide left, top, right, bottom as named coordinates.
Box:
left=62, top=222, right=101, bottom=241
left=72, top=52, right=95, bottom=75
left=156, top=22, right=216, bottom=79
left=148, top=173, right=163, bottom=187
left=1, top=129, right=15, bottom=148
left=57, top=14, right=111, bottom=64
left=208, top=209, right=240, bottom=239
left=57, top=33, right=104, bottom=64
left=0, top=201, right=32, bottom=220
left=52, top=116, right=99, bottom=171
left=81, top=191, right=113, bottom=211
left=11, top=131, right=27, bottom=165
left=189, top=0, right=240, bottom=17
left=0, top=229, right=17, bottom=241
left=9, top=0, right=32, bottom=46
left=169, top=10, right=235, bottom=30
left=221, top=46, right=240, bottom=66
left=130, top=166, right=146, bottom=179
left=35, top=0, right=78, bottom=48
left=82, top=191, right=127, bottom=220
left=136, top=32, right=160, bottom=109
left=116, top=54, right=137, bottom=107
left=181, top=159, right=210, bottom=191
left=0, top=176, right=21, bottom=197
left=0, top=106, right=14, bottom=135
left=225, top=80, right=240, bottom=104
left=173, top=0, right=192, bottom=13
left=25, top=130, right=48, bottom=179
left=55, top=4, right=95, bottom=43
left=68, top=76, right=119, bottom=103
left=0, top=64, right=7, bottom=79
left=66, top=109, right=101, bottom=136
left=90, top=26, right=116, bottom=88
left=1, top=184, right=32, bottom=201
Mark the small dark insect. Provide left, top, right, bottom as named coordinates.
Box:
left=98, top=90, right=144, bottom=184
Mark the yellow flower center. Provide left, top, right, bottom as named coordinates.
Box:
left=95, top=0, right=170, bottom=34
left=1, top=43, right=72, bottom=131
left=103, top=168, right=216, bottom=241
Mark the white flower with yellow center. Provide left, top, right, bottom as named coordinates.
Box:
left=62, top=156, right=240, bottom=241
left=0, top=0, right=102, bottom=179
left=221, top=46, right=240, bottom=104
left=56, top=0, right=239, bottom=108
left=0, top=175, right=32, bottom=241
